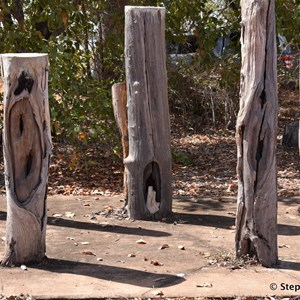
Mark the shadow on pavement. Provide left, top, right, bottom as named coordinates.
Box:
left=277, top=259, right=300, bottom=271
left=279, top=197, right=300, bottom=207
left=1, top=211, right=299, bottom=236
left=168, top=212, right=235, bottom=228
left=168, top=213, right=300, bottom=236
left=277, top=223, right=300, bottom=236
left=48, top=216, right=171, bottom=237
left=174, top=195, right=231, bottom=211
left=33, top=258, right=185, bottom=288
left=0, top=211, right=170, bottom=237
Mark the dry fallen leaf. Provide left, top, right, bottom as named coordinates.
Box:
left=117, top=260, right=125, bottom=264
left=52, top=214, right=62, bottom=218
left=104, top=206, right=114, bottom=212
left=158, top=244, right=169, bottom=250
left=81, top=250, right=96, bottom=256
left=230, top=265, right=242, bottom=270
left=65, top=211, right=75, bottom=218
left=227, top=211, right=236, bottom=216
left=151, top=259, right=163, bottom=266
left=197, top=283, right=213, bottom=288
left=226, top=182, right=237, bottom=192
left=136, top=239, right=147, bottom=244
left=279, top=244, right=290, bottom=248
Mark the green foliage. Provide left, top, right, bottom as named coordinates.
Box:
left=0, top=0, right=299, bottom=148
left=0, top=0, right=123, bottom=145
left=276, top=0, right=300, bottom=44
left=164, top=0, right=241, bottom=127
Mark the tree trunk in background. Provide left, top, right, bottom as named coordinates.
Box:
left=124, top=6, right=172, bottom=220
left=298, top=119, right=300, bottom=155
left=0, top=54, right=51, bottom=266
left=112, top=82, right=128, bottom=201
left=235, top=0, right=278, bottom=267
left=282, top=120, right=299, bottom=148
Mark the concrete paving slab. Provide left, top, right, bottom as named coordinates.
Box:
left=0, top=195, right=299, bottom=298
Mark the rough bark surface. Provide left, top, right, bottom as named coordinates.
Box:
left=112, top=82, right=129, bottom=201
left=0, top=53, right=51, bottom=266
left=235, top=0, right=278, bottom=267
left=124, top=6, right=172, bottom=220
left=282, top=120, right=299, bottom=148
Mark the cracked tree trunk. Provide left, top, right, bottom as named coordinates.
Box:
left=0, top=54, right=51, bottom=266
left=124, top=6, right=172, bottom=220
left=235, top=0, right=278, bottom=267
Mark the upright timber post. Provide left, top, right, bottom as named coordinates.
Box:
left=235, top=0, right=278, bottom=267
left=112, top=82, right=129, bottom=201
left=124, top=6, right=172, bottom=220
left=0, top=54, right=51, bottom=266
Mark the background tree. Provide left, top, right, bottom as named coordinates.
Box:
left=0, top=0, right=299, bottom=145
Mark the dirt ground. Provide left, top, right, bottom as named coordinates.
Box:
left=0, top=194, right=299, bottom=299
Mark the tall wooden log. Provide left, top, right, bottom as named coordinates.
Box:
left=0, top=54, right=51, bottom=266
left=112, top=82, right=128, bottom=201
left=235, top=0, right=278, bottom=267
left=124, top=6, right=172, bottom=220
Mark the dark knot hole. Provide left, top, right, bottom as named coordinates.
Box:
left=143, top=161, right=161, bottom=203
left=19, top=115, right=24, bottom=134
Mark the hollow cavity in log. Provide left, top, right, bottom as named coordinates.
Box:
left=144, top=162, right=161, bottom=214
left=9, top=98, right=42, bottom=202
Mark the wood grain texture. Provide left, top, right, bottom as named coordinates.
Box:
left=124, top=6, right=172, bottom=220
left=112, top=82, right=129, bottom=159
left=112, top=82, right=129, bottom=201
left=0, top=54, right=51, bottom=266
left=235, top=0, right=278, bottom=267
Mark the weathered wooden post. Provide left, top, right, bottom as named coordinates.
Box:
left=124, top=6, right=172, bottom=220
left=235, top=0, right=278, bottom=267
left=112, top=82, right=129, bottom=201
left=282, top=120, right=299, bottom=148
left=0, top=54, right=51, bottom=266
